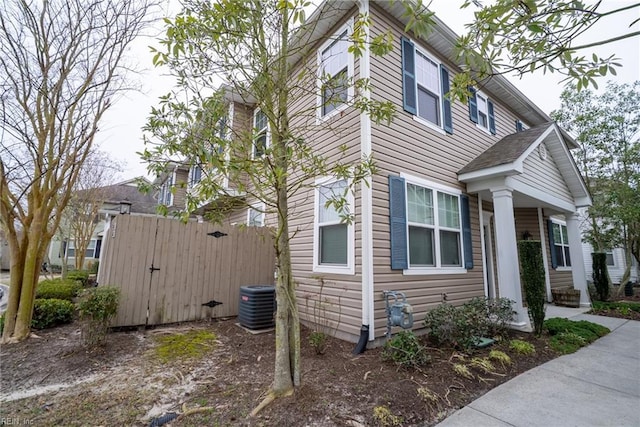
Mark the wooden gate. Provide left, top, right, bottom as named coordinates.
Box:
left=98, top=215, right=275, bottom=327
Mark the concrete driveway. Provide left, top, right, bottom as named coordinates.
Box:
left=436, top=311, right=640, bottom=427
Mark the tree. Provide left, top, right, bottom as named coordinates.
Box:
left=141, top=0, right=401, bottom=411
left=552, top=81, right=640, bottom=287
left=449, top=1, right=640, bottom=97
left=57, top=150, right=122, bottom=272
left=0, top=0, right=156, bottom=343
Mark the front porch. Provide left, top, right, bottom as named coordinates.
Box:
left=459, top=123, right=593, bottom=331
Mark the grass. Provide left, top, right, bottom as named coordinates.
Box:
left=509, top=339, right=535, bottom=355
left=153, top=329, right=217, bottom=363
left=543, top=317, right=610, bottom=354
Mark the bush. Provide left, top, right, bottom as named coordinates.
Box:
left=423, top=297, right=514, bottom=351
left=36, top=279, right=82, bottom=301
left=592, top=301, right=640, bottom=313
left=382, top=331, right=430, bottom=368
left=77, top=286, right=120, bottom=347
left=518, top=241, right=546, bottom=335
left=509, top=339, right=535, bottom=355
left=592, top=252, right=609, bottom=301
left=66, top=270, right=90, bottom=287
left=32, top=298, right=75, bottom=329
left=88, top=261, right=99, bottom=275
left=544, top=317, right=610, bottom=354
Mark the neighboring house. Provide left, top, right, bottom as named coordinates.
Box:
left=0, top=230, right=12, bottom=271
left=578, top=210, right=639, bottom=284
left=198, top=1, right=592, bottom=345
left=48, top=178, right=158, bottom=270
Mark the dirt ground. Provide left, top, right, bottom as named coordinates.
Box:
left=0, top=318, right=560, bottom=427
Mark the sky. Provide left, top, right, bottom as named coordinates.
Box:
left=96, top=1, right=640, bottom=181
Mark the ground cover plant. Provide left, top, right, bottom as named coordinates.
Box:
left=590, top=300, right=640, bottom=320
left=543, top=317, right=610, bottom=354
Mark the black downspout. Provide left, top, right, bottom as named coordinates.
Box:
left=352, top=324, right=369, bottom=354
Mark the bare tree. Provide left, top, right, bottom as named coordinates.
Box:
left=57, top=150, right=122, bottom=272
left=0, top=0, right=157, bottom=343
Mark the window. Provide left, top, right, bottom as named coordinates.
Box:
left=605, top=250, right=615, bottom=266
left=318, top=21, right=353, bottom=119
left=515, top=119, right=528, bottom=132
left=313, top=178, right=354, bottom=274
left=66, top=239, right=99, bottom=259
left=247, top=204, right=265, bottom=227
left=389, top=175, right=472, bottom=274
left=401, top=38, right=453, bottom=134
left=550, top=220, right=571, bottom=268
left=468, top=88, right=496, bottom=134
left=158, top=173, right=174, bottom=206
left=189, top=164, right=202, bottom=187
left=253, top=109, right=268, bottom=158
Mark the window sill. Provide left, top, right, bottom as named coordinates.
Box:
left=313, top=264, right=355, bottom=275
left=555, top=267, right=572, bottom=272
left=475, top=123, right=492, bottom=135
left=318, top=103, right=349, bottom=124
left=413, top=115, right=446, bottom=135
left=403, top=267, right=467, bottom=276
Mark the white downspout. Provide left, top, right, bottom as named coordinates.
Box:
left=358, top=0, right=374, bottom=341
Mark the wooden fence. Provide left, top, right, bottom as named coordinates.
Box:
left=98, top=215, right=275, bottom=327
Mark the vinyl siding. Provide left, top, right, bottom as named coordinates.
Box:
left=581, top=243, right=639, bottom=284
left=512, top=142, right=573, bottom=204
left=172, top=168, right=189, bottom=209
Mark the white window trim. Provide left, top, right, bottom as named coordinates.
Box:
left=247, top=203, right=266, bottom=227
left=605, top=249, right=616, bottom=267
left=412, top=46, right=445, bottom=129
left=475, top=90, right=492, bottom=135
left=252, top=108, right=270, bottom=159
left=400, top=173, right=466, bottom=275
left=316, top=18, right=355, bottom=123
left=551, top=218, right=572, bottom=271
left=313, top=176, right=355, bottom=275
left=66, top=239, right=98, bottom=259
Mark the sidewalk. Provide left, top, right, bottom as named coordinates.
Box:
left=436, top=305, right=640, bottom=427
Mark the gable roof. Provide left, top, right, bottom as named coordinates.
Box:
left=76, top=178, right=158, bottom=215
left=458, top=122, right=591, bottom=208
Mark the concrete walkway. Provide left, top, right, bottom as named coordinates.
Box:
left=436, top=305, right=640, bottom=427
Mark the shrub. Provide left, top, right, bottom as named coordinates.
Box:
left=592, top=252, right=610, bottom=301
left=308, top=331, right=329, bottom=355
left=592, top=301, right=640, bottom=313
left=77, top=286, right=120, bottom=347
left=509, top=339, right=535, bottom=355
left=518, top=241, right=546, bottom=335
left=382, top=331, right=430, bottom=368
left=66, top=270, right=90, bottom=287
left=423, top=297, right=514, bottom=351
left=88, top=261, right=99, bottom=275
left=36, top=279, right=82, bottom=301
left=488, top=350, right=512, bottom=367
left=32, top=298, right=75, bottom=329
left=0, top=313, right=4, bottom=334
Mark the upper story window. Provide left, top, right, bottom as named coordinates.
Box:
left=401, top=37, right=453, bottom=134
left=253, top=109, right=268, bottom=158
left=189, top=164, right=202, bottom=187
left=549, top=219, right=571, bottom=268
left=313, top=177, right=354, bottom=274
left=389, top=174, right=473, bottom=275
left=515, top=119, right=528, bottom=132
left=605, top=250, right=615, bottom=266
left=468, top=88, right=496, bottom=135
left=158, top=172, right=174, bottom=206
left=317, top=20, right=354, bottom=120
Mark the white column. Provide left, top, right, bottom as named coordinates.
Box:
left=492, top=188, right=531, bottom=330
left=566, top=212, right=591, bottom=307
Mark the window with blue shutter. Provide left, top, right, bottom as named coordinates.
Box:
left=461, top=194, right=473, bottom=269
left=389, top=175, right=408, bottom=270
left=389, top=175, right=470, bottom=272
left=471, top=88, right=497, bottom=135
left=515, top=119, right=524, bottom=132
left=401, top=38, right=453, bottom=132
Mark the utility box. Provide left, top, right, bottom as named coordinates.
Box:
left=238, top=285, right=275, bottom=329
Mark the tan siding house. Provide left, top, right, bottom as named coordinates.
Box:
left=206, top=0, right=592, bottom=348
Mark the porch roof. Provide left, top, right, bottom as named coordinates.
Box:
left=458, top=122, right=592, bottom=212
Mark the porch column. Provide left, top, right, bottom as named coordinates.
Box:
left=566, top=212, right=591, bottom=307
left=492, top=188, right=531, bottom=330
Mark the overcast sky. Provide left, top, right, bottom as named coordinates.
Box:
left=96, top=1, right=640, bottom=181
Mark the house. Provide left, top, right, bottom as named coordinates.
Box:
left=0, top=230, right=12, bottom=271
left=198, top=0, right=592, bottom=345
left=48, top=178, right=158, bottom=270
left=578, top=209, right=639, bottom=285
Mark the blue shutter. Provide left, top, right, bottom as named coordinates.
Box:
left=401, top=38, right=417, bottom=115
left=440, top=65, right=453, bottom=134
left=468, top=87, right=478, bottom=123
left=515, top=119, right=524, bottom=132
left=389, top=175, right=408, bottom=270
left=547, top=219, right=558, bottom=269
left=488, top=100, right=496, bottom=134
left=95, top=239, right=102, bottom=259
left=461, top=194, right=473, bottom=269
